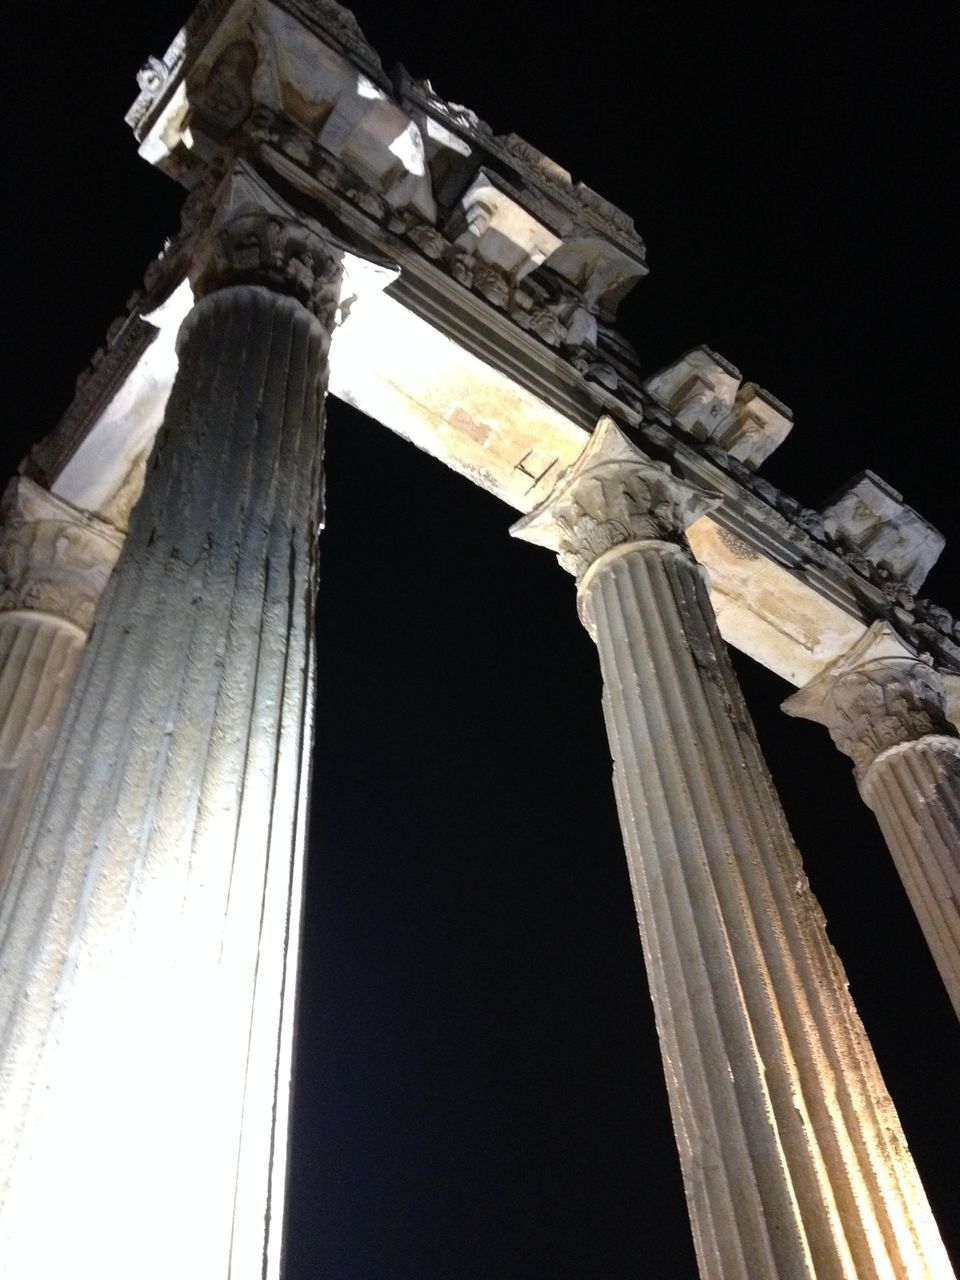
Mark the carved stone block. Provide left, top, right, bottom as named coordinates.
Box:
left=446, top=171, right=563, bottom=284
left=821, top=471, right=944, bottom=591
left=643, top=346, right=741, bottom=439
left=712, top=382, right=793, bottom=470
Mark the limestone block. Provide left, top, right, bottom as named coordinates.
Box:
left=447, top=171, right=562, bottom=283
left=318, top=82, right=435, bottom=220
left=542, top=235, right=649, bottom=322
left=821, top=471, right=944, bottom=591
left=713, top=381, right=793, bottom=470
left=252, top=5, right=358, bottom=129
left=255, top=6, right=435, bottom=219
left=643, top=345, right=741, bottom=440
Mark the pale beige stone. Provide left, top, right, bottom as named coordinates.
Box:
left=0, top=479, right=123, bottom=892
left=644, top=347, right=793, bottom=469
left=513, top=419, right=954, bottom=1280
left=784, top=622, right=960, bottom=1019
left=821, top=471, right=944, bottom=591
left=643, top=345, right=741, bottom=438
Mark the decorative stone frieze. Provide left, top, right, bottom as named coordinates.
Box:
left=512, top=420, right=955, bottom=1280
left=0, top=477, right=123, bottom=633
left=446, top=171, right=563, bottom=286
left=27, top=312, right=159, bottom=495
left=115, top=0, right=960, bottom=691
left=784, top=622, right=960, bottom=1019
left=511, top=415, right=720, bottom=579
left=821, top=471, right=945, bottom=592
left=127, top=0, right=647, bottom=350
left=712, top=381, right=793, bottom=469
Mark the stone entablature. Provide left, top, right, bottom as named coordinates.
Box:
left=643, top=345, right=794, bottom=471
left=19, top=0, right=960, bottom=693
left=124, top=0, right=646, bottom=384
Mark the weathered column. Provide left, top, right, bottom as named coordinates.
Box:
left=784, top=622, right=960, bottom=1019
left=0, top=171, right=342, bottom=1279
left=0, top=479, right=122, bottom=892
left=512, top=417, right=953, bottom=1280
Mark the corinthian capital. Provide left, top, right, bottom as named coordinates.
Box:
left=510, top=415, right=720, bottom=579
left=0, top=478, right=124, bottom=634
left=782, top=621, right=957, bottom=775
left=186, top=163, right=347, bottom=330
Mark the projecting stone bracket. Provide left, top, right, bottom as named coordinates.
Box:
left=643, top=345, right=793, bottom=470
left=820, top=470, right=944, bottom=592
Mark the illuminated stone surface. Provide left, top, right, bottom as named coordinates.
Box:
left=513, top=419, right=954, bottom=1280
left=0, top=3, right=957, bottom=1278
left=785, top=622, right=960, bottom=1020
left=0, top=175, right=341, bottom=1276
left=0, top=479, right=123, bottom=892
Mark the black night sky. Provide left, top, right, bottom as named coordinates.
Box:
left=5, top=2, right=960, bottom=1276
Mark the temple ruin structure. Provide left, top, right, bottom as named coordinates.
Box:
left=1, top=2, right=958, bottom=1276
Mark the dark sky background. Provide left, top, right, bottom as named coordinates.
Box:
left=5, top=1, right=960, bottom=1276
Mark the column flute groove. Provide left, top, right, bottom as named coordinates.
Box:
left=0, top=481, right=124, bottom=894
left=512, top=416, right=953, bottom=1280
left=785, top=623, right=960, bottom=1021
left=0, top=165, right=345, bottom=1280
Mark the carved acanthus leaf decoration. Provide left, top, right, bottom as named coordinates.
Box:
left=783, top=621, right=958, bottom=775
left=511, top=416, right=720, bottom=580
left=0, top=480, right=124, bottom=633
left=189, top=164, right=345, bottom=331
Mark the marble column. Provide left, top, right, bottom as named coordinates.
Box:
left=784, top=622, right=960, bottom=1020
left=512, top=417, right=953, bottom=1280
left=0, top=175, right=342, bottom=1279
left=0, top=478, right=123, bottom=893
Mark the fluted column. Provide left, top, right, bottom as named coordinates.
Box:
left=784, top=622, right=960, bottom=1019
left=0, top=169, right=342, bottom=1279
left=512, top=417, right=953, bottom=1280
left=0, top=479, right=123, bottom=892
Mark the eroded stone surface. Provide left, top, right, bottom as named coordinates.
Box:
left=821, top=471, right=944, bottom=591
left=0, top=478, right=123, bottom=633
left=783, top=622, right=956, bottom=776
left=515, top=446, right=954, bottom=1280
left=644, top=347, right=793, bottom=470
left=511, top=416, right=719, bottom=579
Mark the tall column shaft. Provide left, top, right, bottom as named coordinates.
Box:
left=512, top=418, right=953, bottom=1280
left=862, top=738, right=960, bottom=1011
left=784, top=623, right=960, bottom=1020
left=584, top=544, right=948, bottom=1279
left=0, top=279, right=332, bottom=1278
